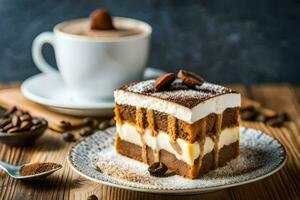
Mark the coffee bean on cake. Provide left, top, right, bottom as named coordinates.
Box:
left=153, top=73, right=176, bottom=91
left=177, top=70, right=204, bottom=87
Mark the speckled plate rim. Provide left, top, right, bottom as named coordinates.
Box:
left=67, top=127, right=287, bottom=195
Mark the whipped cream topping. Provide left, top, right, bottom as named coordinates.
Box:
left=114, top=90, right=241, bottom=123
left=116, top=123, right=239, bottom=165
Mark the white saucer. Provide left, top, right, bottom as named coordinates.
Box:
left=21, top=68, right=164, bottom=117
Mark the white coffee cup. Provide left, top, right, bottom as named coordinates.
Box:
left=32, top=17, right=152, bottom=102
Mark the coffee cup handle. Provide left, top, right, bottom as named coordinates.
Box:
left=32, top=32, right=57, bottom=74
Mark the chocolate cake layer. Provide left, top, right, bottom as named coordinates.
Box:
left=115, top=136, right=239, bottom=178
left=118, top=104, right=239, bottom=143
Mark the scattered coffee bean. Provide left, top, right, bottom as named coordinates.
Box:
left=0, top=107, right=48, bottom=134
left=62, top=132, right=76, bottom=142
left=265, top=118, right=284, bottom=128
left=87, top=194, right=98, bottom=200
left=0, top=118, right=11, bottom=128
left=14, top=110, right=24, bottom=117
left=20, top=121, right=32, bottom=131
left=20, top=114, right=31, bottom=121
left=60, top=120, right=72, bottom=129
left=98, top=120, right=110, bottom=130
left=7, top=127, right=20, bottom=133
left=177, top=70, right=205, bottom=87
left=278, top=112, right=290, bottom=122
left=3, top=123, right=13, bottom=132
left=153, top=73, right=176, bottom=91
left=241, top=104, right=291, bottom=128
left=41, top=119, right=48, bottom=126
left=109, top=118, right=116, bottom=126
left=83, top=117, right=93, bottom=126
left=12, top=116, right=20, bottom=127
left=3, top=106, right=16, bottom=118
left=148, top=162, right=168, bottom=177
left=32, top=118, right=41, bottom=125
left=80, top=127, right=94, bottom=137
left=255, top=114, right=266, bottom=122
left=30, top=125, right=40, bottom=131
left=241, top=109, right=257, bottom=121
left=240, top=105, right=255, bottom=113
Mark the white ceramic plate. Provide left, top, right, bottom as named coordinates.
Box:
left=21, top=68, right=165, bottom=117
left=68, top=126, right=286, bottom=194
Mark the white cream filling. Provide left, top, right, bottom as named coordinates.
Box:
left=116, top=123, right=239, bottom=165
left=114, top=90, right=241, bottom=124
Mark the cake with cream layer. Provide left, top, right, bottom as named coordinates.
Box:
left=114, top=73, right=241, bottom=179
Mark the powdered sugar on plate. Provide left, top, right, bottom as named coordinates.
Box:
left=69, top=127, right=286, bottom=193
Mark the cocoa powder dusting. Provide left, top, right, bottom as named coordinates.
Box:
left=19, top=162, right=62, bottom=176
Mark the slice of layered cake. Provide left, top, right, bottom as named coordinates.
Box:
left=114, top=70, right=241, bottom=179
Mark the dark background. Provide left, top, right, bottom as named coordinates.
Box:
left=0, top=0, right=299, bottom=83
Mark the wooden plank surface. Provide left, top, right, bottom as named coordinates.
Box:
left=0, top=84, right=300, bottom=200
left=0, top=87, right=85, bottom=132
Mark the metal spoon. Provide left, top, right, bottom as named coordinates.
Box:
left=0, top=161, right=62, bottom=180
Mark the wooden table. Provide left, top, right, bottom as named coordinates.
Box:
left=0, top=84, right=299, bottom=200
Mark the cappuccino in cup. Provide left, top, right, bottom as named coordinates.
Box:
left=32, top=9, right=152, bottom=101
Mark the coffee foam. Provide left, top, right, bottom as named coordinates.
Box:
left=59, top=17, right=146, bottom=38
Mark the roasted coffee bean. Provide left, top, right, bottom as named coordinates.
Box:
left=177, top=70, right=204, bottom=87
left=41, top=119, right=48, bottom=126
left=148, top=162, right=168, bottom=177
left=90, top=8, right=115, bottom=30
left=0, top=118, right=11, bottom=128
left=30, top=125, right=40, bottom=131
left=265, top=118, right=284, bottom=128
left=63, top=132, right=76, bottom=142
left=3, top=106, right=17, bottom=118
left=20, top=121, right=32, bottom=131
left=278, top=112, right=290, bottom=122
left=12, top=116, right=20, bottom=127
left=80, top=127, right=94, bottom=137
left=14, top=110, right=24, bottom=117
left=32, top=118, right=41, bottom=125
left=7, top=127, right=20, bottom=133
left=240, top=105, right=256, bottom=113
left=83, top=117, right=93, bottom=126
left=20, top=114, right=31, bottom=121
left=87, top=194, right=98, bottom=200
left=60, top=120, right=72, bottom=129
left=241, top=109, right=258, bottom=121
left=98, top=120, right=110, bottom=130
left=109, top=118, right=116, bottom=126
left=255, top=114, right=266, bottom=122
left=3, top=123, right=13, bottom=132
left=153, top=73, right=176, bottom=91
